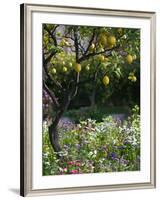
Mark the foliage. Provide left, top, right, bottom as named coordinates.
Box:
left=64, top=106, right=130, bottom=123
left=43, top=105, right=140, bottom=175
left=43, top=24, right=140, bottom=119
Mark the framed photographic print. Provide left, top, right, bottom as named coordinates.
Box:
left=20, top=3, right=156, bottom=197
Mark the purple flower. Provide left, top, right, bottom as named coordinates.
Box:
left=108, top=152, right=117, bottom=160
left=75, top=144, right=81, bottom=150
left=111, top=152, right=116, bottom=159
left=120, top=158, right=128, bottom=165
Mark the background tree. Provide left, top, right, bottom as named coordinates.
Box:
left=42, top=24, right=140, bottom=158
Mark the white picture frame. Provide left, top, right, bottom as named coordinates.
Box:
left=20, top=3, right=156, bottom=197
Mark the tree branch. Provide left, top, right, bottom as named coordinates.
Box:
left=51, top=25, right=59, bottom=34
left=43, top=49, right=64, bottom=92
left=43, top=66, right=64, bottom=92
left=78, top=41, right=85, bottom=54
left=71, top=73, right=80, bottom=98
left=63, top=35, right=74, bottom=41
left=44, top=24, right=58, bottom=46
left=78, top=45, right=119, bottom=63
left=43, top=81, right=60, bottom=108
left=84, top=29, right=96, bottom=55
left=73, top=27, right=79, bottom=62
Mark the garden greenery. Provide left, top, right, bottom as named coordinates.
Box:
left=43, top=105, right=140, bottom=175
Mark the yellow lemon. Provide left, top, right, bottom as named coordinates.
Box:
left=126, top=54, right=133, bottom=64
left=97, top=55, right=105, bottom=62
left=64, top=40, right=70, bottom=46
left=104, top=57, right=109, bottom=62
left=85, top=65, right=90, bottom=71
left=62, top=67, right=68, bottom=72
left=107, top=36, right=116, bottom=46
left=102, top=75, right=110, bottom=86
left=74, top=63, right=81, bottom=73
left=128, top=72, right=137, bottom=82
left=133, top=54, right=137, bottom=60
left=108, top=44, right=114, bottom=49
left=52, top=68, right=56, bottom=74
left=128, top=76, right=132, bottom=80
left=129, top=72, right=134, bottom=76
left=68, top=62, right=72, bottom=68
left=131, top=76, right=137, bottom=82
left=89, top=43, right=95, bottom=52
left=99, top=34, right=107, bottom=46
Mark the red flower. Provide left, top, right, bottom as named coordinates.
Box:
left=67, top=161, right=75, bottom=165
left=75, top=162, right=81, bottom=167
left=70, top=169, right=78, bottom=174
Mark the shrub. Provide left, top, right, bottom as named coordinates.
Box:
left=42, top=105, right=140, bottom=175
left=64, top=106, right=130, bottom=123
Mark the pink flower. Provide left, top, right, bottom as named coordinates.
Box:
left=70, top=169, right=78, bottom=174
left=68, top=160, right=81, bottom=167
left=63, top=168, right=67, bottom=172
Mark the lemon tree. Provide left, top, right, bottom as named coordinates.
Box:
left=43, top=24, right=140, bottom=156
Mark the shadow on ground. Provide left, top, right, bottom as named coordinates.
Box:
left=9, top=188, right=19, bottom=195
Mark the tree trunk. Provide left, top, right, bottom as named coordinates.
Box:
left=90, top=88, right=96, bottom=107
left=48, top=111, right=64, bottom=158
left=48, top=94, right=71, bottom=158
left=89, top=70, right=98, bottom=107
left=49, top=123, right=61, bottom=154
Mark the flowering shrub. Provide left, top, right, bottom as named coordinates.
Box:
left=43, top=105, right=140, bottom=175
